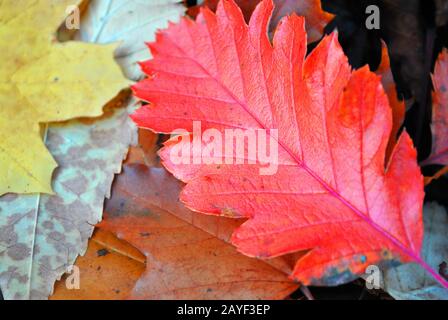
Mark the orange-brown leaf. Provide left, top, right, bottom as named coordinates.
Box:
left=51, top=229, right=146, bottom=300
left=98, top=162, right=298, bottom=299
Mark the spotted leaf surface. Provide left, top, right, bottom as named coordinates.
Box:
left=0, top=104, right=136, bottom=300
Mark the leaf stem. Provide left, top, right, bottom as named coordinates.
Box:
left=300, top=285, right=314, bottom=300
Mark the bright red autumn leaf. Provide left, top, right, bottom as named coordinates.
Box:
left=132, top=0, right=447, bottom=288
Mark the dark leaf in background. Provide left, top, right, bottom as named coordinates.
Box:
left=322, top=0, right=382, bottom=69
left=425, top=176, right=448, bottom=208
left=323, top=0, right=448, bottom=161
left=435, top=0, right=448, bottom=27
left=186, top=0, right=197, bottom=6
left=380, top=0, right=433, bottom=160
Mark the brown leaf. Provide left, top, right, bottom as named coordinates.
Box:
left=126, top=129, right=160, bottom=167
left=51, top=229, right=145, bottom=300
left=97, top=143, right=299, bottom=299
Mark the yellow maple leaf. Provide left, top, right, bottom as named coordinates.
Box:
left=0, top=0, right=130, bottom=195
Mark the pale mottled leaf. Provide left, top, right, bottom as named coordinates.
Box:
left=0, top=102, right=137, bottom=300
left=76, top=0, right=185, bottom=80
left=383, top=203, right=448, bottom=300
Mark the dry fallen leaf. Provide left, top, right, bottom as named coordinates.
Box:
left=0, top=100, right=137, bottom=300
left=383, top=203, right=448, bottom=300
left=97, top=158, right=298, bottom=299
left=51, top=229, right=146, bottom=300
left=0, top=0, right=129, bottom=195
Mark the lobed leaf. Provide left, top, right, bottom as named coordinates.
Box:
left=132, top=0, right=438, bottom=287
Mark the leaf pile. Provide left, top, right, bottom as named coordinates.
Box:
left=0, top=0, right=182, bottom=300
left=1, top=0, right=448, bottom=300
